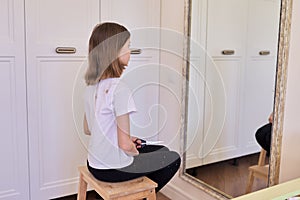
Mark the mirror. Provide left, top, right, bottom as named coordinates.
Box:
left=180, top=0, right=293, bottom=199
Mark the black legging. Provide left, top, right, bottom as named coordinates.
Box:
left=87, top=145, right=181, bottom=192
left=255, top=123, right=272, bottom=156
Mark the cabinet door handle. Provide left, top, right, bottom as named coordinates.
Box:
left=130, top=48, right=142, bottom=55
left=55, top=47, right=76, bottom=54
left=259, top=50, right=270, bottom=56
left=222, top=50, right=235, bottom=55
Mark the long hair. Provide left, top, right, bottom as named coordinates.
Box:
left=85, top=22, right=130, bottom=85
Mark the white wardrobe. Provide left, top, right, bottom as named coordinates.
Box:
left=0, top=0, right=161, bottom=199
left=1, top=1, right=29, bottom=199
left=186, top=0, right=280, bottom=168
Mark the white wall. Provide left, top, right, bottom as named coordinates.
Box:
left=279, top=0, right=300, bottom=183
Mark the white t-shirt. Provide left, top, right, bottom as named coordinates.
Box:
left=84, top=78, right=137, bottom=169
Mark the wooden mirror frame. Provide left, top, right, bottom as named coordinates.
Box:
left=180, top=0, right=293, bottom=199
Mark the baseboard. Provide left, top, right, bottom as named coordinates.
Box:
left=161, top=183, right=195, bottom=200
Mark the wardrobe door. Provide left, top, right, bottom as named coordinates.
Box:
left=206, top=0, right=247, bottom=57
left=25, top=1, right=99, bottom=199
left=240, top=0, right=281, bottom=153
left=203, top=0, right=248, bottom=164
left=0, top=0, right=29, bottom=199
left=101, top=0, right=161, bottom=141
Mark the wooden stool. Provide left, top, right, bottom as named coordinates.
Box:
left=77, top=166, right=157, bottom=200
left=245, top=149, right=269, bottom=194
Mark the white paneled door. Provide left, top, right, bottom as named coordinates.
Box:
left=101, top=0, right=161, bottom=141
left=239, top=0, right=280, bottom=153
left=25, top=1, right=99, bottom=199
left=203, top=0, right=247, bottom=164
left=0, top=0, right=29, bottom=199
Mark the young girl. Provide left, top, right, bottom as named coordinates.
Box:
left=83, top=22, right=181, bottom=192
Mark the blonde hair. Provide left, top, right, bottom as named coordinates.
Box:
left=85, top=22, right=130, bottom=85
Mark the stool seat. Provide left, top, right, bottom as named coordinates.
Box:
left=77, top=166, right=157, bottom=200
left=245, top=149, right=269, bottom=194
left=248, top=164, right=269, bottom=181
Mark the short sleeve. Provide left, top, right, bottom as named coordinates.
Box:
left=113, top=80, right=137, bottom=117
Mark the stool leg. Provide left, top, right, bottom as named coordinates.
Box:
left=245, top=171, right=254, bottom=194
left=147, top=189, right=156, bottom=200
left=77, top=173, right=87, bottom=200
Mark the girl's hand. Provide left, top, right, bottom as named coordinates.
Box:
left=269, top=112, right=273, bottom=123
left=125, top=145, right=139, bottom=156
left=132, top=137, right=142, bottom=148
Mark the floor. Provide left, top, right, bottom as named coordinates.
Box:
left=186, top=153, right=269, bottom=198
left=53, top=190, right=170, bottom=200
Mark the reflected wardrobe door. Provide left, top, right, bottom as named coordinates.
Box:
left=25, top=1, right=99, bottom=199
left=240, top=0, right=281, bottom=152
left=203, top=0, right=248, bottom=164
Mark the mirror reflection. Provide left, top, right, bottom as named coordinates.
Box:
left=184, top=0, right=281, bottom=198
